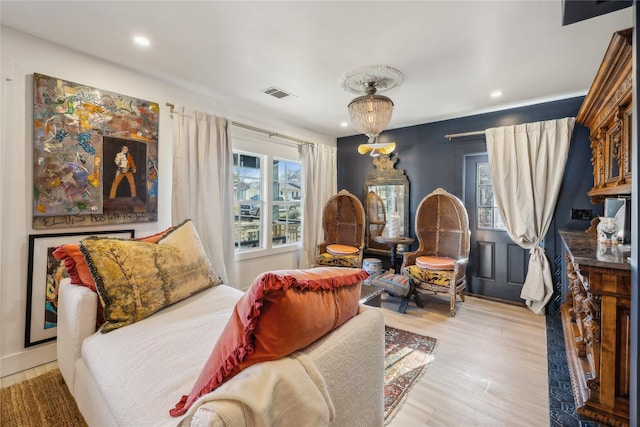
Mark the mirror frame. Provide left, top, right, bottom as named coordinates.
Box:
left=364, top=154, right=410, bottom=255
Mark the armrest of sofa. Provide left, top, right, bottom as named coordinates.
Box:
left=57, top=278, right=98, bottom=395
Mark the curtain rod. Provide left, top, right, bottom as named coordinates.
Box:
left=444, top=130, right=486, bottom=141
left=166, top=102, right=313, bottom=146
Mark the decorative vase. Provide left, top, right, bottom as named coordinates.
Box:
left=387, top=214, right=402, bottom=238
left=362, top=258, right=383, bottom=283
left=597, top=216, right=619, bottom=246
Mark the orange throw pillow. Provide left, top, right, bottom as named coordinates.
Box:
left=169, top=266, right=367, bottom=417
left=416, top=256, right=456, bottom=270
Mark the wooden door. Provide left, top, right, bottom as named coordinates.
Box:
left=463, top=154, right=528, bottom=303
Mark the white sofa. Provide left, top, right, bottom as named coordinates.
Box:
left=57, top=278, right=385, bottom=427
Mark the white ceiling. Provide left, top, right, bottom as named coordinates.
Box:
left=0, top=1, right=633, bottom=138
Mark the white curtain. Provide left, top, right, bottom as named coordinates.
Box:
left=299, top=143, right=337, bottom=269
left=485, top=117, right=575, bottom=314
left=172, top=106, right=238, bottom=286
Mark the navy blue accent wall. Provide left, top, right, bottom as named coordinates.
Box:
left=337, top=96, right=599, bottom=311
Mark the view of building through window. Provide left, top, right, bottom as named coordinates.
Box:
left=233, top=151, right=302, bottom=251
left=477, top=162, right=505, bottom=230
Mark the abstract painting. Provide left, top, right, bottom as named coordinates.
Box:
left=32, top=73, right=159, bottom=228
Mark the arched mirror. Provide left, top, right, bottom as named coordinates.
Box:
left=364, top=154, right=409, bottom=255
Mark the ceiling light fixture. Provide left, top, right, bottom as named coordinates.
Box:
left=490, top=90, right=503, bottom=98
left=133, top=35, right=150, bottom=47
left=340, top=65, right=404, bottom=155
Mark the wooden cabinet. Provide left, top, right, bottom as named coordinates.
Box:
left=577, top=28, right=632, bottom=204
left=560, top=230, right=631, bottom=426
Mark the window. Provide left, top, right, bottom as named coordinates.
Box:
left=272, top=159, right=302, bottom=247
left=232, top=129, right=303, bottom=254
left=476, top=162, right=505, bottom=230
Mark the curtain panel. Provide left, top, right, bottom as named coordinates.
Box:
left=171, top=106, right=238, bottom=286
left=299, top=143, right=337, bottom=269
left=486, top=117, right=575, bottom=314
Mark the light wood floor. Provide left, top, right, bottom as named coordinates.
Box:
left=2, top=292, right=549, bottom=426
left=383, top=292, right=549, bottom=427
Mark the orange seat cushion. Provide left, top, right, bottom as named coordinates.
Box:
left=326, top=244, right=359, bottom=255
left=416, top=256, right=456, bottom=270
left=169, top=266, right=367, bottom=417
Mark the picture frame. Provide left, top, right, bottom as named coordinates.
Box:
left=32, top=73, right=159, bottom=229
left=25, top=229, right=134, bottom=347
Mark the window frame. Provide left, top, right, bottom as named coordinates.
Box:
left=232, top=128, right=303, bottom=261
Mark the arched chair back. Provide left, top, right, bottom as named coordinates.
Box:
left=402, top=188, right=470, bottom=315
left=316, top=189, right=365, bottom=268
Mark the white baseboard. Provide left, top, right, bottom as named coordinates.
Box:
left=0, top=342, right=56, bottom=377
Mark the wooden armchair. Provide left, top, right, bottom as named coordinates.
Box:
left=401, top=188, right=470, bottom=316
left=316, top=189, right=366, bottom=268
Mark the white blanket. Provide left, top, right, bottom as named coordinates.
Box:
left=181, top=352, right=334, bottom=427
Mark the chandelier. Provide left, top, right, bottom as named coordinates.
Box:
left=340, top=65, right=404, bottom=155
left=347, top=82, right=394, bottom=143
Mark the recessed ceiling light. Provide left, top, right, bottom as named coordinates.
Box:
left=133, top=36, right=150, bottom=47
left=340, top=121, right=349, bottom=127
left=490, top=90, right=503, bottom=98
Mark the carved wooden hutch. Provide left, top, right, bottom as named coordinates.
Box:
left=559, top=28, right=633, bottom=426
left=576, top=28, right=632, bottom=204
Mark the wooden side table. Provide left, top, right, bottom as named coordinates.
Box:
left=373, top=236, right=415, bottom=273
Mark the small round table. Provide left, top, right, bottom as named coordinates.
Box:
left=373, top=236, right=415, bottom=273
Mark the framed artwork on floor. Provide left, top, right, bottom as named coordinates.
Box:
left=25, top=229, right=134, bottom=347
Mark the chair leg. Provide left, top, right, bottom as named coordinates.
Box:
left=450, top=291, right=457, bottom=316
left=412, top=289, right=424, bottom=308
left=459, top=288, right=465, bottom=302
left=398, top=298, right=409, bottom=314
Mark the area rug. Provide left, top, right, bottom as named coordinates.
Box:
left=546, top=314, right=600, bottom=427
left=384, top=325, right=437, bottom=423
left=1, top=369, right=87, bottom=427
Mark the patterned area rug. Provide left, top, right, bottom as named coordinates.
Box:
left=546, top=314, right=602, bottom=427
left=384, top=325, right=437, bottom=423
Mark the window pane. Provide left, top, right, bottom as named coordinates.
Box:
left=234, top=152, right=264, bottom=251
left=476, top=162, right=505, bottom=231
left=272, top=158, right=302, bottom=246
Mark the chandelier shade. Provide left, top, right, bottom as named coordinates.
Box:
left=340, top=65, right=404, bottom=148
left=348, top=84, right=394, bottom=143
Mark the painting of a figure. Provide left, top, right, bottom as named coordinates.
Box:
left=32, top=73, right=159, bottom=227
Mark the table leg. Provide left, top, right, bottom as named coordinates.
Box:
left=390, top=244, right=398, bottom=273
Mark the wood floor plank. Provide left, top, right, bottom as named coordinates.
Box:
left=382, top=292, right=549, bottom=427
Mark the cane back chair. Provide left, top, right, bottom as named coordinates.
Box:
left=316, top=189, right=366, bottom=268
left=401, top=188, right=470, bottom=316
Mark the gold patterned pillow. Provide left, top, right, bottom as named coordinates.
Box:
left=81, top=219, right=221, bottom=333
left=404, top=265, right=453, bottom=287
left=316, top=252, right=361, bottom=268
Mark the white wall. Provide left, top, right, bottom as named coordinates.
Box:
left=0, top=27, right=336, bottom=377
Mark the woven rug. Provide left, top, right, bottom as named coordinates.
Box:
left=1, top=369, right=87, bottom=427
left=384, top=325, right=437, bottom=423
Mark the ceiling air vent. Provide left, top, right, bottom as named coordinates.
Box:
left=262, top=86, right=295, bottom=99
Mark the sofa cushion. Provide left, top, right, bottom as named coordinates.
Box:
left=81, top=220, right=221, bottom=333
left=169, top=266, right=367, bottom=417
